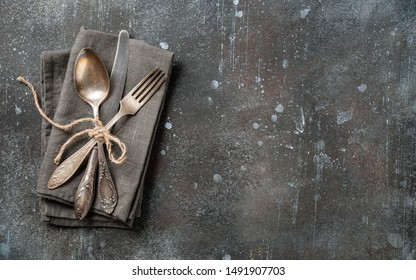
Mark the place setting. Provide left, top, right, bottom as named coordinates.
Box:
left=18, top=27, right=174, bottom=228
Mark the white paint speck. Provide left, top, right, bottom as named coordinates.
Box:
left=357, top=83, right=367, bottom=93
left=196, top=208, right=205, bottom=216
left=159, top=42, right=169, bottom=50
left=252, top=122, right=260, bottom=129
left=210, top=80, right=219, bottom=89
left=387, top=233, right=404, bottom=248
left=15, top=105, right=22, bottom=115
left=207, top=96, right=213, bottom=105
left=235, top=10, right=243, bottom=17
left=233, top=0, right=239, bottom=5
left=0, top=230, right=9, bottom=259
left=0, top=243, right=10, bottom=259
left=300, top=8, right=311, bottom=19
left=241, top=165, right=247, bottom=171
left=282, top=59, right=289, bottom=69
left=160, top=150, right=166, bottom=156
left=258, top=141, right=263, bottom=146
left=337, top=109, right=353, bottom=124
left=213, top=174, right=223, bottom=183
left=285, top=144, right=294, bottom=150
left=223, top=254, right=232, bottom=260
left=275, top=103, right=284, bottom=113
left=271, top=114, right=278, bottom=122
left=164, top=121, right=173, bottom=130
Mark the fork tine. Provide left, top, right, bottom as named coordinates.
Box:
left=136, top=71, right=165, bottom=102
left=132, top=68, right=162, bottom=98
left=137, top=74, right=167, bottom=104
left=127, top=67, right=159, bottom=96
left=135, top=71, right=164, bottom=103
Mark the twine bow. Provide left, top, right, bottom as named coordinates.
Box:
left=17, top=76, right=127, bottom=165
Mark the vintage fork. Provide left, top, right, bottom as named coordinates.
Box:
left=48, top=68, right=166, bottom=190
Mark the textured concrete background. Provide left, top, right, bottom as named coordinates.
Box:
left=1, top=0, right=416, bottom=259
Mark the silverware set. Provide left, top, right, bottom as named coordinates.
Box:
left=47, top=30, right=166, bottom=219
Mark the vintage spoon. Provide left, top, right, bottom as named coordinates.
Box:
left=73, top=48, right=117, bottom=219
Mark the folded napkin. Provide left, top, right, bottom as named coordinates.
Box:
left=37, top=27, right=173, bottom=228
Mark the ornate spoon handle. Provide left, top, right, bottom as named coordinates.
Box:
left=48, top=139, right=97, bottom=189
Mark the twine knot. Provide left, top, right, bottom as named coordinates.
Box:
left=89, top=124, right=108, bottom=142
left=87, top=120, right=127, bottom=164
left=17, top=76, right=127, bottom=165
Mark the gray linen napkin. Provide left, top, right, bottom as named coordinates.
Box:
left=37, top=27, right=173, bottom=228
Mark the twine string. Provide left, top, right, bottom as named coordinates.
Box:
left=17, top=76, right=127, bottom=165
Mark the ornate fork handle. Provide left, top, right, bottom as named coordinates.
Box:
left=97, top=143, right=117, bottom=213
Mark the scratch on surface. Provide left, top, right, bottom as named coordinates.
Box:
left=218, top=0, right=225, bottom=75
left=362, top=214, right=369, bottom=225
left=398, top=34, right=416, bottom=105
left=229, top=34, right=236, bottom=71
left=313, top=191, right=320, bottom=247
left=291, top=189, right=300, bottom=225
left=276, top=198, right=283, bottom=234
left=314, top=152, right=331, bottom=182
left=292, top=106, right=305, bottom=133
left=4, top=83, right=8, bottom=115
left=245, top=2, right=249, bottom=70
left=403, top=36, right=413, bottom=104
left=230, top=0, right=238, bottom=71
left=256, top=58, right=262, bottom=86
left=312, top=140, right=328, bottom=247
left=197, top=0, right=207, bottom=32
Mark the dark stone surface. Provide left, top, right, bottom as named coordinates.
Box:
left=1, top=0, right=416, bottom=259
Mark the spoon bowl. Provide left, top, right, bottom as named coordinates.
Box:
left=74, top=48, right=110, bottom=116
